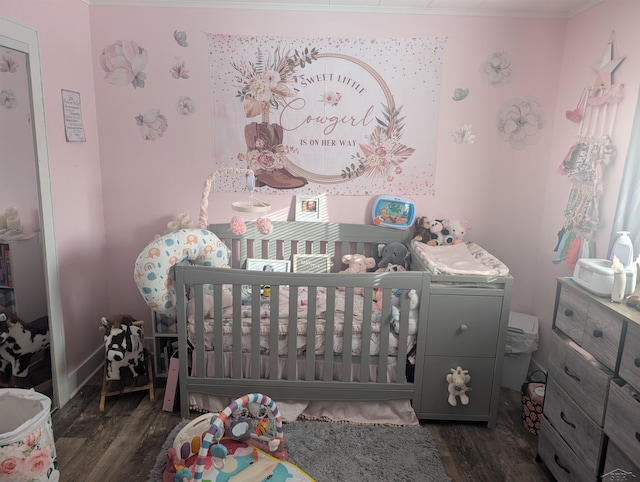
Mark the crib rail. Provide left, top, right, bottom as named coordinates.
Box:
left=174, top=264, right=428, bottom=418
left=210, top=221, right=409, bottom=271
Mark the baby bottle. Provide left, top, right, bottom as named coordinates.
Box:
left=611, top=231, right=634, bottom=268
left=611, top=256, right=626, bottom=303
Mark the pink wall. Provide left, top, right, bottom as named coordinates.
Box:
left=1, top=0, right=639, bottom=380
left=0, top=1, right=109, bottom=372
left=533, top=0, right=640, bottom=366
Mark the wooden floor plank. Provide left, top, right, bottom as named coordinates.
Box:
left=51, top=373, right=553, bottom=481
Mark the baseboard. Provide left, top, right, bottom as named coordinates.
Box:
left=66, top=346, right=104, bottom=400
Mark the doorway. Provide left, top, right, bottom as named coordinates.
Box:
left=0, top=17, right=69, bottom=409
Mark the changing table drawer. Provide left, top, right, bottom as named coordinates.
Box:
left=538, top=416, right=598, bottom=482
left=418, top=355, right=494, bottom=420
left=619, top=320, right=640, bottom=391
left=543, top=377, right=604, bottom=476
left=604, top=379, right=640, bottom=462
left=547, top=330, right=612, bottom=425
left=425, top=294, right=503, bottom=357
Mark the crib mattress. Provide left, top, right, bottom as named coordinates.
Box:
left=410, top=240, right=509, bottom=276
left=187, top=285, right=418, bottom=357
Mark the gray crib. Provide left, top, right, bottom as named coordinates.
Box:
left=174, top=221, right=513, bottom=427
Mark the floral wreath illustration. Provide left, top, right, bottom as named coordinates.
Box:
left=233, top=45, right=415, bottom=189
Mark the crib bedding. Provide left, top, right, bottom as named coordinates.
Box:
left=186, top=284, right=419, bottom=357
left=410, top=239, right=510, bottom=276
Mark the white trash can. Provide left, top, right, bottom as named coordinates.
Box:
left=0, top=389, right=58, bottom=481
left=501, top=311, right=539, bottom=391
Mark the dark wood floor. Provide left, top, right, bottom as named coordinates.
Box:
left=51, top=373, right=554, bottom=481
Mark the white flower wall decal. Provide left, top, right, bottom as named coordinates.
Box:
left=452, top=124, right=475, bottom=144
left=497, top=97, right=545, bottom=150
left=135, top=109, right=168, bottom=140
left=0, top=90, right=17, bottom=109
left=100, top=40, right=148, bottom=89
left=0, top=53, right=18, bottom=73
left=176, top=96, right=195, bottom=116
left=480, top=51, right=513, bottom=87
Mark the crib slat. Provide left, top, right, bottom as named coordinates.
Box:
left=360, top=288, right=374, bottom=382
left=230, top=285, right=242, bottom=379
left=249, top=284, right=261, bottom=379
left=376, top=288, right=391, bottom=383
left=341, top=289, right=354, bottom=383
left=268, top=286, right=279, bottom=380
left=287, top=285, right=298, bottom=381
left=323, top=287, right=337, bottom=381
left=305, top=285, right=318, bottom=381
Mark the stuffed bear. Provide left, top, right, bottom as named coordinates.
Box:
left=447, top=366, right=471, bottom=406
left=447, top=219, right=470, bottom=244
left=187, top=285, right=233, bottom=321
left=377, top=242, right=411, bottom=269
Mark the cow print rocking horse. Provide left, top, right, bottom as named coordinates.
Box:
left=99, top=314, right=154, bottom=411
left=0, top=309, right=50, bottom=387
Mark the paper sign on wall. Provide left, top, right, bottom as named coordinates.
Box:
left=61, top=89, right=86, bottom=142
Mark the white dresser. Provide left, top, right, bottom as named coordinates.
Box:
left=538, top=277, right=640, bottom=481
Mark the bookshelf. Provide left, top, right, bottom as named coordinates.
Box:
left=0, top=237, right=47, bottom=322
left=151, top=310, right=178, bottom=380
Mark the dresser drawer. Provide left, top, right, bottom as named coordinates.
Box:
left=538, top=416, right=598, bottom=482
left=548, top=330, right=612, bottom=425
left=555, top=285, right=588, bottom=344
left=425, top=294, right=502, bottom=357
left=602, top=440, right=640, bottom=482
left=604, top=379, right=640, bottom=462
left=543, top=377, right=604, bottom=476
left=619, top=320, right=640, bottom=390
left=582, top=302, right=623, bottom=371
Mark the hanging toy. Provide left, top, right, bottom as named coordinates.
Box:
left=199, top=168, right=272, bottom=234
left=447, top=366, right=471, bottom=406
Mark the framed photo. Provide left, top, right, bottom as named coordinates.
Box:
left=292, top=254, right=332, bottom=273
left=295, top=195, right=321, bottom=221
left=245, top=258, right=290, bottom=273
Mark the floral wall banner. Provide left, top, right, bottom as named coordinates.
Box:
left=207, top=34, right=446, bottom=195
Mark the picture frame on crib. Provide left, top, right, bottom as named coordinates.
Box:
left=294, top=195, right=321, bottom=221
left=245, top=258, right=291, bottom=273
left=292, top=254, right=332, bottom=273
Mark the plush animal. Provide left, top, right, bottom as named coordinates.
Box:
left=100, top=314, right=146, bottom=381
left=0, top=309, right=50, bottom=380
left=187, top=285, right=233, bottom=321
left=391, top=289, right=420, bottom=335
left=448, top=219, right=470, bottom=244
left=447, top=366, right=471, bottom=406
left=413, top=216, right=433, bottom=243
left=339, top=254, right=376, bottom=274
left=377, top=242, right=411, bottom=270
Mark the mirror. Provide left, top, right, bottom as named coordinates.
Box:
left=0, top=18, right=69, bottom=409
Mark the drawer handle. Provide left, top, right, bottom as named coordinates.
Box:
left=459, top=324, right=468, bottom=332
left=593, top=329, right=603, bottom=338
left=553, top=454, right=570, bottom=474
left=563, top=366, right=581, bottom=382
left=564, top=309, right=573, bottom=317
left=634, top=358, right=640, bottom=368
left=560, top=411, right=576, bottom=429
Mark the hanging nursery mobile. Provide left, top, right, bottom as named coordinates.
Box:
left=554, top=33, right=625, bottom=269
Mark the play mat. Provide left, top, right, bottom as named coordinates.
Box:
left=165, top=393, right=314, bottom=482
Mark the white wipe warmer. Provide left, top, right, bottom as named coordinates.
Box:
left=572, top=258, right=636, bottom=297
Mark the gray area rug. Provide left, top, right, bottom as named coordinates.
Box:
left=148, top=419, right=450, bottom=481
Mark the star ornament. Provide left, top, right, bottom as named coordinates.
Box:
left=592, top=41, right=624, bottom=90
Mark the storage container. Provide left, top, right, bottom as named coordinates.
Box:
left=502, top=311, right=539, bottom=391
left=0, top=388, right=58, bottom=480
